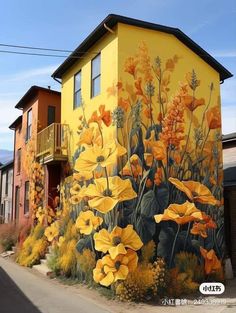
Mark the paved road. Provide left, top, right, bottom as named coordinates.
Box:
left=0, top=257, right=111, bottom=313
left=1, top=257, right=236, bottom=313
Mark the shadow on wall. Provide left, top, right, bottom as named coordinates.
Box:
left=0, top=266, right=42, bottom=313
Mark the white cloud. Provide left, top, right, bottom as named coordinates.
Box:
left=0, top=64, right=60, bottom=150
left=210, top=50, right=236, bottom=58
left=221, top=78, right=236, bottom=106
left=222, top=105, right=236, bottom=135
left=0, top=64, right=59, bottom=83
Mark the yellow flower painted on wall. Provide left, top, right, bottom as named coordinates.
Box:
left=93, top=249, right=138, bottom=286
left=75, top=210, right=103, bottom=235
left=44, top=222, right=59, bottom=242
left=70, top=185, right=87, bottom=205
left=169, top=178, right=219, bottom=205
left=206, top=106, right=221, bottom=129
left=83, top=176, right=137, bottom=213
left=74, top=143, right=126, bottom=173
left=190, top=212, right=216, bottom=238
left=200, top=247, right=221, bottom=275
left=36, top=207, right=45, bottom=224
left=73, top=171, right=93, bottom=182
left=94, top=225, right=143, bottom=259
left=154, top=201, right=203, bottom=224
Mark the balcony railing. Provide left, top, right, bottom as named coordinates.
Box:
left=36, top=123, right=69, bottom=164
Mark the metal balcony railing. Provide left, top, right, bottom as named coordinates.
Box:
left=36, top=123, right=69, bottom=163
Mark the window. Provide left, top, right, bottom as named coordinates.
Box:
left=5, top=172, right=8, bottom=195
left=24, top=181, right=30, bottom=214
left=15, top=186, right=20, bottom=220
left=26, top=109, right=32, bottom=141
left=91, top=53, right=101, bottom=97
left=17, top=148, right=21, bottom=174
left=48, top=106, right=56, bottom=126
left=74, top=71, right=81, bottom=108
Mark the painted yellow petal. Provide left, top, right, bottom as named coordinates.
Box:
left=126, top=249, right=138, bottom=272
left=110, top=226, right=123, bottom=238
left=80, top=224, right=93, bottom=235
left=121, top=225, right=143, bottom=250
left=92, top=216, right=103, bottom=229
left=194, top=195, right=218, bottom=205
left=94, top=229, right=111, bottom=253
left=100, top=272, right=114, bottom=287
left=109, top=243, right=127, bottom=259
left=169, top=177, right=193, bottom=200
left=154, top=214, right=164, bottom=223
left=114, top=265, right=129, bottom=281
left=83, top=183, right=102, bottom=198
left=89, top=196, right=118, bottom=213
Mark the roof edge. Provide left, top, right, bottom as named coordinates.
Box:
left=15, top=85, right=61, bottom=110
left=52, top=14, right=233, bottom=81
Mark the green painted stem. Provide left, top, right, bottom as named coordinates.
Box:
left=169, top=224, right=181, bottom=267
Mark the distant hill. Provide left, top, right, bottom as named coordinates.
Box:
left=0, top=150, right=13, bottom=165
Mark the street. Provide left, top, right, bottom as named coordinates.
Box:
left=0, top=257, right=236, bottom=313
left=0, top=257, right=111, bottom=313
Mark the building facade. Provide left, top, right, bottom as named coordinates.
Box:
left=47, top=15, right=232, bottom=278
left=13, top=15, right=234, bottom=289
left=0, top=160, right=14, bottom=223
left=9, top=86, right=61, bottom=226
left=223, top=133, right=236, bottom=275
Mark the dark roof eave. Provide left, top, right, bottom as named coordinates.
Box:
left=52, top=14, right=233, bottom=81
left=15, top=85, right=61, bottom=110
left=9, top=115, right=22, bottom=130
left=0, top=160, right=14, bottom=170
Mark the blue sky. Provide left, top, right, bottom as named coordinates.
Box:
left=0, top=0, right=235, bottom=150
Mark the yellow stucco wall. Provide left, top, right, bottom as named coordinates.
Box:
left=61, top=22, right=223, bottom=175
left=61, top=29, right=118, bottom=159
left=117, top=22, right=222, bottom=137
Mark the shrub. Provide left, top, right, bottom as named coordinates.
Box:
left=0, top=223, right=19, bottom=252
left=116, top=258, right=166, bottom=302
left=166, top=252, right=204, bottom=297
left=17, top=223, right=48, bottom=267
left=77, top=248, right=96, bottom=283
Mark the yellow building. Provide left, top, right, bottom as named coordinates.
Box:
left=42, top=15, right=233, bottom=286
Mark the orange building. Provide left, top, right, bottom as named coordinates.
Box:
left=9, top=86, right=61, bottom=226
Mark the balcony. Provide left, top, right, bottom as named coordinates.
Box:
left=36, top=123, right=69, bottom=164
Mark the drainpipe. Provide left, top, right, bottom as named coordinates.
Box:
left=53, top=76, right=62, bottom=85
left=104, top=23, right=115, bottom=34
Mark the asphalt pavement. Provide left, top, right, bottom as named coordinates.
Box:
left=0, top=257, right=111, bottom=313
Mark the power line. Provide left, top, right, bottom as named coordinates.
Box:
left=0, top=49, right=88, bottom=59
left=0, top=43, right=73, bottom=53
left=0, top=42, right=99, bottom=54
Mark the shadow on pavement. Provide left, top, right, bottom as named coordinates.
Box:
left=0, top=266, right=42, bottom=313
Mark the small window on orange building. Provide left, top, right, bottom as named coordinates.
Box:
left=26, top=109, right=32, bottom=141
left=16, top=148, right=21, bottom=174
left=48, top=106, right=56, bottom=126
left=24, top=181, right=30, bottom=214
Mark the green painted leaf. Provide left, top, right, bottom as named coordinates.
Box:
left=76, top=236, right=91, bottom=253
left=140, top=190, right=158, bottom=218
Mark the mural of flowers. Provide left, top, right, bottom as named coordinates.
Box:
left=17, top=40, right=224, bottom=300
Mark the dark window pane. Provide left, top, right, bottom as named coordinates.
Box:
left=92, top=54, right=101, bottom=79
left=74, top=71, right=81, bottom=109
left=92, top=76, right=100, bottom=97
left=24, top=181, right=30, bottom=214
left=75, top=72, right=81, bottom=92
left=74, top=90, right=81, bottom=108
left=17, top=149, right=21, bottom=174
left=26, top=109, right=32, bottom=141
left=48, top=106, right=56, bottom=126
